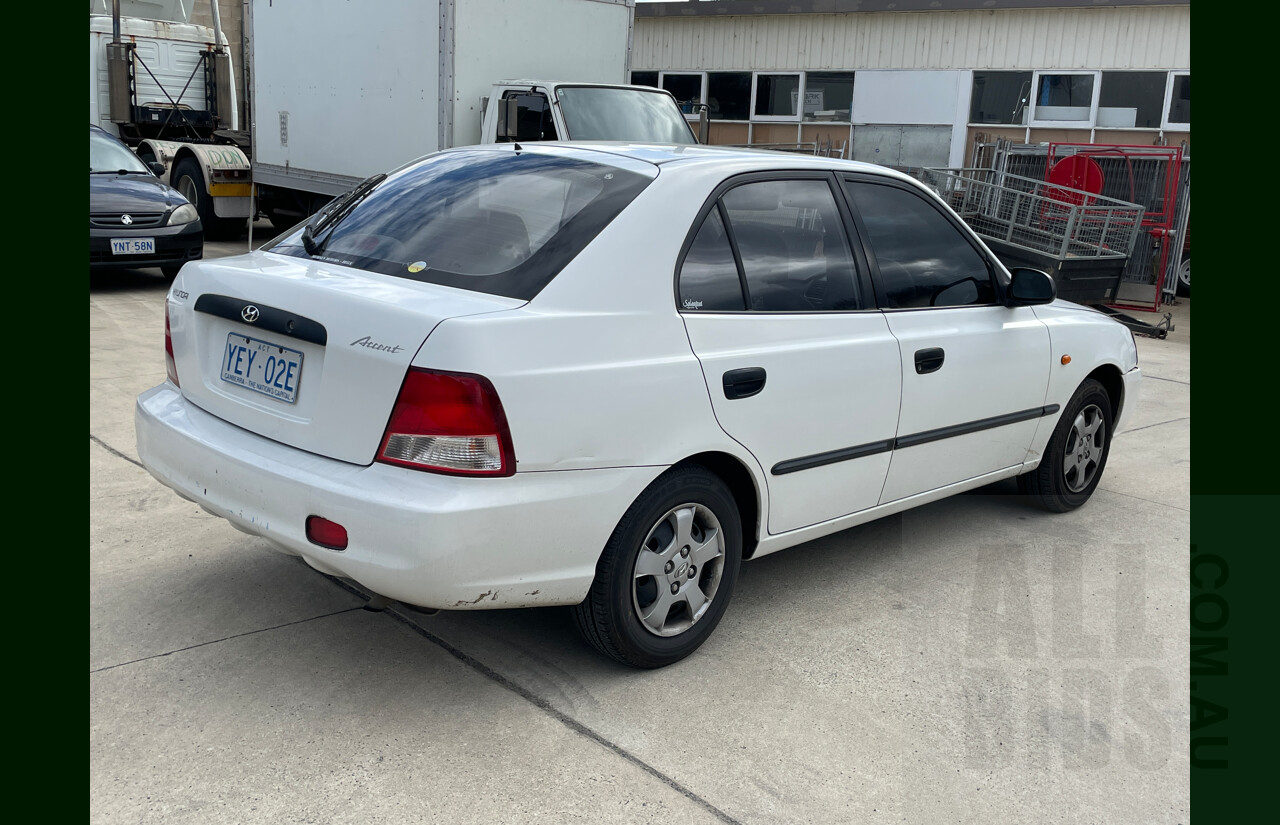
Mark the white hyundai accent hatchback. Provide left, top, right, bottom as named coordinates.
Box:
left=136, top=143, right=1140, bottom=668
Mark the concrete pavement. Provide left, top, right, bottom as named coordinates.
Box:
left=90, top=237, right=1191, bottom=824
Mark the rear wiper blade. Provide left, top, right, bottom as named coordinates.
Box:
left=301, top=173, right=387, bottom=257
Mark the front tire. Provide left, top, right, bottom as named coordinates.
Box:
left=572, top=466, right=742, bottom=668
left=1018, top=378, right=1114, bottom=512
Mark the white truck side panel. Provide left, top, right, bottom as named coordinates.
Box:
left=250, top=0, right=441, bottom=180
left=450, top=0, right=632, bottom=147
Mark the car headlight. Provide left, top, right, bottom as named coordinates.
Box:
left=168, top=203, right=199, bottom=225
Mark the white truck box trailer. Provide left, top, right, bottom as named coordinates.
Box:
left=249, top=0, right=656, bottom=209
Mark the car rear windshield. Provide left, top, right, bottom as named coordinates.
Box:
left=268, top=148, right=654, bottom=300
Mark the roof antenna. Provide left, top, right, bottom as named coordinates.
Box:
left=513, top=142, right=522, bottom=153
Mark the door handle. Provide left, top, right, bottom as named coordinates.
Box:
left=914, top=347, right=945, bottom=374
left=723, top=367, right=767, bottom=399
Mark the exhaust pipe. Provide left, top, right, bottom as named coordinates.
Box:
left=209, top=1, right=234, bottom=128
left=107, top=0, right=132, bottom=123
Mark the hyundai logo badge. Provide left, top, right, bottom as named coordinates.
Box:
left=241, top=305, right=260, bottom=323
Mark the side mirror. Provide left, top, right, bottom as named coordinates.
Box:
left=148, top=161, right=166, bottom=177
left=1007, top=267, right=1056, bottom=306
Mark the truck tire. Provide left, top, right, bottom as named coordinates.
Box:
left=173, top=157, right=244, bottom=241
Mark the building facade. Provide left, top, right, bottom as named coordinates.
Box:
left=631, top=0, right=1190, bottom=168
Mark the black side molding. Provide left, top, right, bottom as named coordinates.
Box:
left=194, top=293, right=328, bottom=346
left=894, top=405, right=1060, bottom=450
left=769, top=404, right=1061, bottom=476
left=772, top=440, right=894, bottom=476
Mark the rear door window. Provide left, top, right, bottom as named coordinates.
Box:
left=720, top=179, right=862, bottom=312
left=268, top=149, right=653, bottom=300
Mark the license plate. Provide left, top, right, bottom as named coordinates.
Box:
left=110, top=237, right=155, bottom=255
left=221, top=333, right=304, bottom=403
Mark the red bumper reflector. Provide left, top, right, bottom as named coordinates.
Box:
left=306, top=515, right=348, bottom=550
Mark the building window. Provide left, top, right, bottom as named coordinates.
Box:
left=1030, top=71, right=1099, bottom=126
left=969, top=71, right=1033, bottom=125
left=802, top=72, right=855, bottom=122
left=630, top=71, right=658, bottom=88
left=1165, top=73, right=1190, bottom=128
left=1098, top=72, right=1166, bottom=129
left=753, top=73, right=802, bottom=121
left=660, top=72, right=705, bottom=115
left=707, top=72, right=752, bottom=121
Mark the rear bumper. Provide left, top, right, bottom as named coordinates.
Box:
left=90, top=221, right=203, bottom=270
left=135, top=383, right=663, bottom=610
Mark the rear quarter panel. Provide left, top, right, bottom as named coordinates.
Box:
left=411, top=162, right=765, bottom=482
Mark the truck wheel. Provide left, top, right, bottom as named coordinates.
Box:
left=174, top=157, right=244, bottom=241
left=1175, top=258, right=1190, bottom=297
left=572, top=466, right=742, bottom=668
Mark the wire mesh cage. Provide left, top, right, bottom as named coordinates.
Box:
left=918, top=168, right=1146, bottom=303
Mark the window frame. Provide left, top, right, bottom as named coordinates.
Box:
left=1162, top=71, right=1191, bottom=131
left=1096, top=70, right=1168, bottom=131
left=839, top=174, right=1005, bottom=312
left=750, top=72, right=806, bottom=123
left=674, top=170, right=877, bottom=315
left=967, top=71, right=1035, bottom=127
left=1028, top=70, right=1101, bottom=129
left=705, top=71, right=755, bottom=122
left=800, top=71, right=857, bottom=124
left=658, top=71, right=708, bottom=122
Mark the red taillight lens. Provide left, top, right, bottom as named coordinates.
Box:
left=376, top=368, right=516, bottom=476
left=164, top=304, right=179, bottom=387
left=306, top=515, right=348, bottom=550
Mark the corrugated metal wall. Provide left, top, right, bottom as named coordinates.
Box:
left=633, top=6, right=1190, bottom=71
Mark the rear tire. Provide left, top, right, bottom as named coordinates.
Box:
left=1175, top=257, right=1190, bottom=297
left=174, top=157, right=245, bottom=241
left=1018, top=378, right=1114, bottom=512
left=572, top=466, right=742, bottom=668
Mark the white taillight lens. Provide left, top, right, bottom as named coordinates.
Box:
left=164, top=304, right=179, bottom=387
left=376, top=368, right=515, bottom=477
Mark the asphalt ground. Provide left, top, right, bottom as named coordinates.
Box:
left=91, top=225, right=1191, bottom=823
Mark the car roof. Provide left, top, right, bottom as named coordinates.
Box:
left=462, top=141, right=920, bottom=184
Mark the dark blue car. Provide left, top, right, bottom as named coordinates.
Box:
left=90, top=124, right=203, bottom=281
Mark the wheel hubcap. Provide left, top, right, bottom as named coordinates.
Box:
left=1063, top=404, right=1106, bottom=493
left=631, top=503, right=725, bottom=637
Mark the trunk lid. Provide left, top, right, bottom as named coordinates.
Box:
left=169, top=250, right=524, bottom=465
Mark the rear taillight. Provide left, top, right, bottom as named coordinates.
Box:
left=164, top=304, right=179, bottom=387
left=376, top=368, right=515, bottom=477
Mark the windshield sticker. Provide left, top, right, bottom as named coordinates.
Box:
left=682, top=298, right=704, bottom=310
left=407, top=261, right=426, bottom=273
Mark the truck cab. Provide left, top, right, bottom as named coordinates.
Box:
left=481, top=82, right=698, bottom=146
